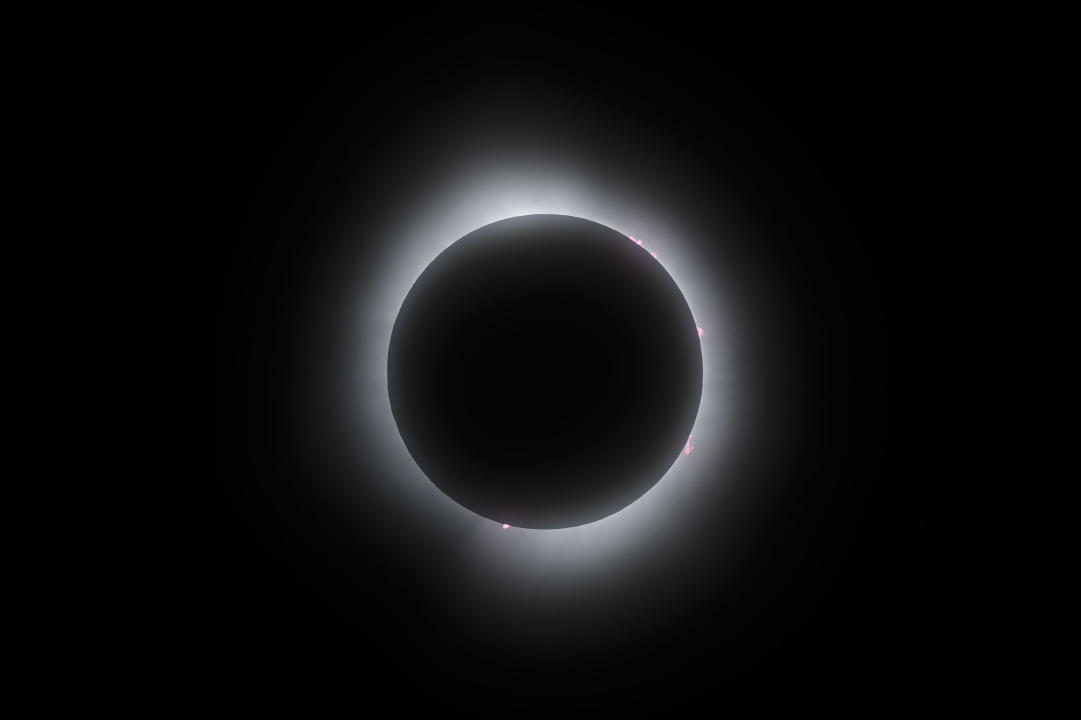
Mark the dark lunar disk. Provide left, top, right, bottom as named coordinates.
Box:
left=388, top=214, right=703, bottom=528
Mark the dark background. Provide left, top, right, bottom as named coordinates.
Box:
left=149, top=8, right=957, bottom=713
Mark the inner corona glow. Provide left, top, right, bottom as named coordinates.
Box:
left=347, top=170, right=734, bottom=576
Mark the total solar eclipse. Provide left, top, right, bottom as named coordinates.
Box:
left=388, top=214, right=703, bottom=529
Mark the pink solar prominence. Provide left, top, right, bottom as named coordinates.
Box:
left=628, top=234, right=660, bottom=260
left=501, top=523, right=510, bottom=529
left=684, top=434, right=695, bottom=455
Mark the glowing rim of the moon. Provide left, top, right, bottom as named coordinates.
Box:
left=388, top=215, right=705, bottom=529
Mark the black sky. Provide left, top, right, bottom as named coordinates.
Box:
left=150, top=9, right=956, bottom=713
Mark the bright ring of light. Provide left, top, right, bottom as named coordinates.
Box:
left=329, top=163, right=744, bottom=589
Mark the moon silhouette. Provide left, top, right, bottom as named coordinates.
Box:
left=388, top=214, right=703, bottom=528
